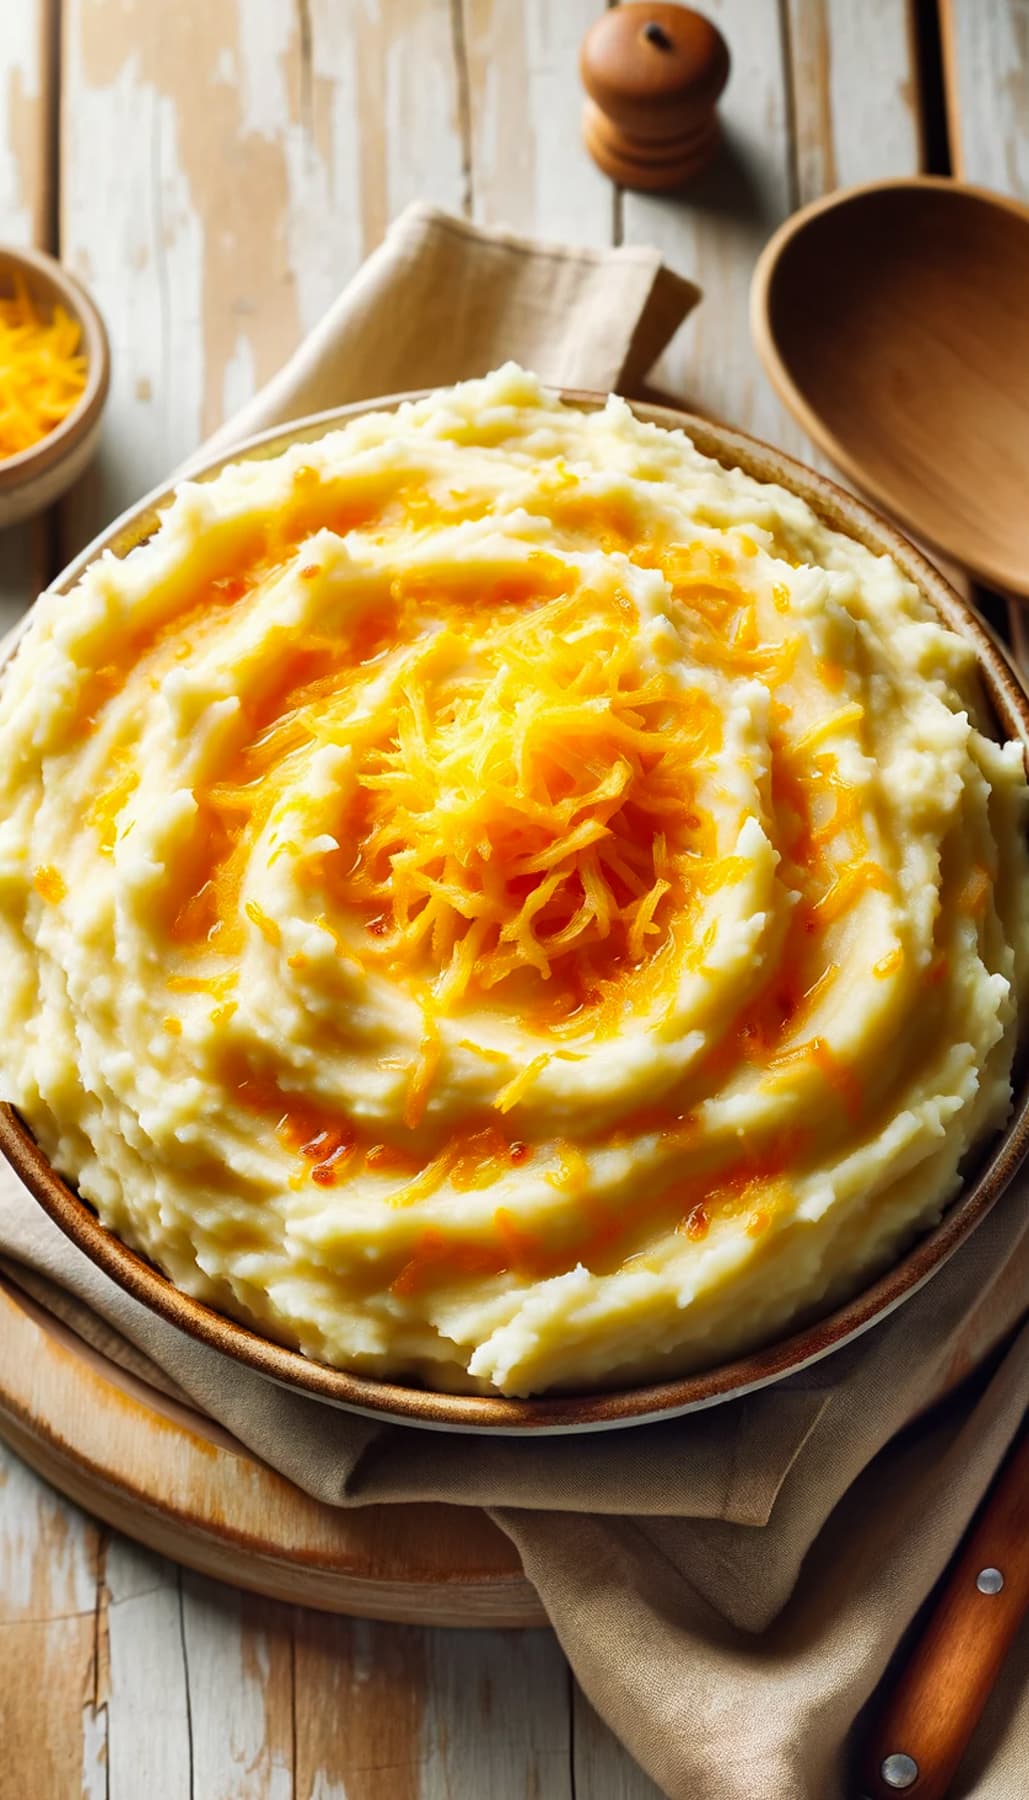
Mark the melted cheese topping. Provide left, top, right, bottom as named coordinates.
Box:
left=1, top=366, right=1026, bottom=1397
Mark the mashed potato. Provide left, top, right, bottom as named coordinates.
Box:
left=1, top=366, right=1026, bottom=1395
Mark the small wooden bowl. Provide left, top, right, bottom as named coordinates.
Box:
left=2, top=394, right=1029, bottom=1434
left=0, top=243, right=110, bottom=530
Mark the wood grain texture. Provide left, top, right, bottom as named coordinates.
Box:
left=180, top=1577, right=295, bottom=1800
left=291, top=1615, right=574, bottom=1798
left=751, top=177, right=1029, bottom=596
left=59, top=0, right=466, bottom=559
left=105, top=1537, right=195, bottom=1799
left=0, top=1277, right=544, bottom=1627
left=620, top=0, right=798, bottom=445
left=779, top=0, right=922, bottom=491
left=941, top=0, right=1029, bottom=194
left=621, top=0, right=922, bottom=458
left=775, top=5, right=982, bottom=605
left=0, top=0, right=54, bottom=632
left=463, top=0, right=612, bottom=241
left=0, top=1441, right=107, bottom=1799
left=787, top=0, right=921, bottom=203
left=940, top=0, right=1029, bottom=641
left=0, top=14, right=106, bottom=1792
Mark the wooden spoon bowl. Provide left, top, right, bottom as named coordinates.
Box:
left=751, top=177, right=1029, bottom=599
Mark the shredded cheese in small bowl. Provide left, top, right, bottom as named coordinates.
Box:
left=0, top=275, right=88, bottom=459
left=0, top=244, right=108, bottom=527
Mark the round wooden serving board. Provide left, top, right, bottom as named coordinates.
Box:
left=2, top=1228, right=1027, bottom=1634
left=0, top=1274, right=546, bottom=1629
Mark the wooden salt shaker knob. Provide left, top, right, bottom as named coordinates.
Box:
left=580, top=4, right=730, bottom=191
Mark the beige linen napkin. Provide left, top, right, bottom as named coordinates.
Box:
left=199, top=203, right=700, bottom=462
left=2, top=201, right=1028, bottom=1800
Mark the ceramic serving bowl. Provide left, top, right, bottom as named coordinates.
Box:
left=2, top=393, right=1028, bottom=1434
left=0, top=244, right=110, bottom=530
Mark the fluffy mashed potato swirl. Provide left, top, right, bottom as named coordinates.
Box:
left=1, top=366, right=1027, bottom=1396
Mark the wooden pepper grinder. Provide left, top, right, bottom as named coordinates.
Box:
left=580, top=4, right=730, bottom=191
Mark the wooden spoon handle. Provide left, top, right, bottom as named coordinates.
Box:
left=857, top=1422, right=1029, bottom=1800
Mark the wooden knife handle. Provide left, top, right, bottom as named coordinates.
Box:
left=857, top=1422, right=1029, bottom=1800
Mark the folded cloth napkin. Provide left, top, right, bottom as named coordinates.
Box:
left=2, top=201, right=1028, bottom=1800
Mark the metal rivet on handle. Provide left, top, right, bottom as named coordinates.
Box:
left=880, top=1753, right=919, bottom=1790
left=976, top=1566, right=1004, bottom=1595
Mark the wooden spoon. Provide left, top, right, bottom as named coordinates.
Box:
left=750, top=176, right=1029, bottom=600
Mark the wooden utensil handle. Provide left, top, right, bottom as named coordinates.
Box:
left=857, top=1422, right=1029, bottom=1800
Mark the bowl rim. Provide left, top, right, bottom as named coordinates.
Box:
left=748, top=174, right=1029, bottom=596
left=0, top=242, right=111, bottom=488
left=2, top=387, right=1029, bottom=1435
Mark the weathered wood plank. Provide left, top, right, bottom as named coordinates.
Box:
left=0, top=1443, right=107, bottom=1799
left=180, top=1573, right=295, bottom=1799
left=0, top=24, right=101, bottom=1736
left=294, top=1616, right=572, bottom=1799
left=941, top=0, right=1029, bottom=194
left=293, top=1613, right=428, bottom=1800
left=0, top=0, right=54, bottom=630
left=420, top=1626, right=572, bottom=1797
left=940, top=0, right=1029, bottom=647
left=784, top=0, right=923, bottom=489
left=105, top=1537, right=193, bottom=1798
left=622, top=0, right=923, bottom=458
left=787, top=0, right=922, bottom=203
left=59, top=0, right=466, bottom=558
left=782, top=2, right=976, bottom=608
left=619, top=0, right=801, bottom=447
left=462, top=0, right=612, bottom=243
left=0, top=1278, right=538, bottom=1627
left=0, top=0, right=51, bottom=249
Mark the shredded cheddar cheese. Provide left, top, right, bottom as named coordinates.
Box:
left=326, top=586, right=723, bottom=1006
left=0, top=277, right=87, bottom=458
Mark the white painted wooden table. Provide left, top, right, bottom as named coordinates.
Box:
left=0, top=3, right=1022, bottom=1793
